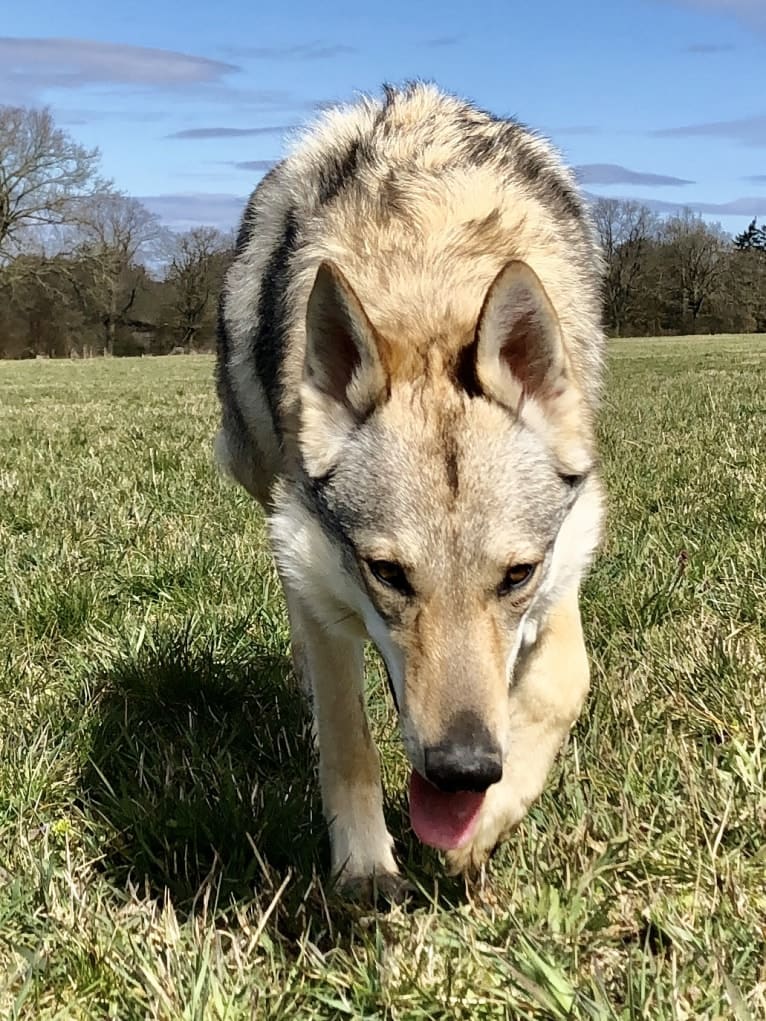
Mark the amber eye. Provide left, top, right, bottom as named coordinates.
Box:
left=367, top=560, right=413, bottom=596
left=498, top=563, right=536, bottom=597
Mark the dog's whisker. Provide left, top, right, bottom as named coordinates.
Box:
left=328, top=610, right=356, bottom=629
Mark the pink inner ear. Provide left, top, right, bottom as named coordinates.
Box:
left=310, top=316, right=362, bottom=401
left=500, top=308, right=553, bottom=396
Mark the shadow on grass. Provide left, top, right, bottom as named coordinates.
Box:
left=82, top=626, right=469, bottom=929
left=82, top=628, right=328, bottom=916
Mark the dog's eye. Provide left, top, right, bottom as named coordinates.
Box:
left=367, top=559, right=412, bottom=595
left=498, top=563, right=536, bottom=597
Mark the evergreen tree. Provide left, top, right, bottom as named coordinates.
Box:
left=734, top=218, right=766, bottom=251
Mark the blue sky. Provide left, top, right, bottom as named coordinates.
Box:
left=3, top=0, right=765, bottom=235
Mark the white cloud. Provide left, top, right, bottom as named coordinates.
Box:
left=660, top=0, right=766, bottom=30
left=0, top=37, right=239, bottom=104
left=653, top=114, right=766, bottom=147
left=585, top=190, right=766, bottom=216
left=139, top=192, right=246, bottom=231
left=576, top=163, right=694, bottom=186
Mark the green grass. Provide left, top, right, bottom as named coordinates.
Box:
left=1, top=335, right=764, bottom=1019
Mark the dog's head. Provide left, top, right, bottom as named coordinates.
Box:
left=271, top=259, right=602, bottom=800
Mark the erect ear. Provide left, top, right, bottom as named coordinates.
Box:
left=300, top=261, right=389, bottom=477
left=304, top=261, right=388, bottom=415
left=474, top=260, right=567, bottom=411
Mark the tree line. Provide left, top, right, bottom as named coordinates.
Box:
left=1, top=104, right=765, bottom=358
left=0, top=105, right=232, bottom=359
left=592, top=200, right=766, bottom=337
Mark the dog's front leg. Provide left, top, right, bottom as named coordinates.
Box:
left=446, top=588, right=591, bottom=874
left=294, top=600, right=404, bottom=899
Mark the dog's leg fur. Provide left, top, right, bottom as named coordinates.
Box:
left=282, top=586, right=312, bottom=699
left=291, top=597, right=405, bottom=898
left=446, top=589, right=590, bottom=873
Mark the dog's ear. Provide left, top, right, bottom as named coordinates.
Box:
left=300, top=262, right=388, bottom=477
left=304, top=261, right=388, bottom=415
left=474, top=260, right=568, bottom=410
left=474, top=260, right=593, bottom=476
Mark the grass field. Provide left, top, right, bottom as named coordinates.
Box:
left=1, top=334, right=764, bottom=1019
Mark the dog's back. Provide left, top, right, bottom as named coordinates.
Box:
left=216, top=82, right=603, bottom=497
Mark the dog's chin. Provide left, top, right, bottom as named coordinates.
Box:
left=408, top=770, right=485, bottom=851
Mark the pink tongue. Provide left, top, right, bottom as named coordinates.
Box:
left=409, top=770, right=485, bottom=851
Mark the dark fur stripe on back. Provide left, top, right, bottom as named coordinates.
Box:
left=233, top=208, right=254, bottom=258
left=252, top=207, right=300, bottom=436
left=454, top=109, right=585, bottom=225
left=368, top=86, right=585, bottom=227
left=215, top=294, right=248, bottom=436
left=234, top=166, right=279, bottom=257
left=317, top=138, right=363, bottom=206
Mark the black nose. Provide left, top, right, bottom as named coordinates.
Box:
left=423, top=741, right=503, bottom=793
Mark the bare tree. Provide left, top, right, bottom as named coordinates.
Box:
left=0, top=105, right=106, bottom=261
left=165, top=227, right=231, bottom=351
left=70, top=193, right=167, bottom=355
left=0, top=253, right=81, bottom=357
left=660, top=211, right=727, bottom=331
left=592, top=198, right=656, bottom=335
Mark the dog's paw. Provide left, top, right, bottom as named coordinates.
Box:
left=336, top=869, right=415, bottom=905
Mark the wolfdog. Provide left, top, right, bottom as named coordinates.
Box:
left=216, top=82, right=605, bottom=899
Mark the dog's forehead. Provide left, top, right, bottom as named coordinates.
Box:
left=334, top=388, right=565, bottom=558
left=382, top=387, right=557, bottom=493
